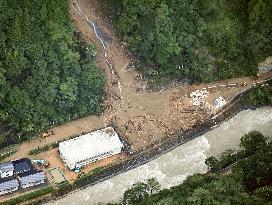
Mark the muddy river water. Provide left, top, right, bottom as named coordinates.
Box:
left=51, top=107, right=272, bottom=205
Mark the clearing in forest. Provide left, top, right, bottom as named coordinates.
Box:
left=3, top=0, right=272, bottom=183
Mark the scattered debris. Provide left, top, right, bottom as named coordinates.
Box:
left=190, top=89, right=209, bottom=107
left=215, top=96, right=226, bottom=109
left=42, top=130, right=54, bottom=138
left=252, top=73, right=261, bottom=80
left=44, top=163, right=51, bottom=169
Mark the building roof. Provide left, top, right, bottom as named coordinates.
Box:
left=0, top=162, right=14, bottom=173
left=12, top=158, right=33, bottom=174
left=59, top=127, right=124, bottom=169
left=18, top=170, right=46, bottom=185
left=0, top=177, right=19, bottom=192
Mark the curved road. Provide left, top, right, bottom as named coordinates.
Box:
left=50, top=107, right=272, bottom=205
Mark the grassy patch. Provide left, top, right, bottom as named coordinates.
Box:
left=1, top=187, right=53, bottom=205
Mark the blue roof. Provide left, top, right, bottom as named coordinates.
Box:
left=12, top=158, right=33, bottom=174
left=18, top=170, right=46, bottom=186
left=0, top=162, right=14, bottom=172
left=0, top=177, right=19, bottom=192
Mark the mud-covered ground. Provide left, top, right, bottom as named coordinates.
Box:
left=49, top=107, right=272, bottom=205
left=3, top=0, right=272, bottom=188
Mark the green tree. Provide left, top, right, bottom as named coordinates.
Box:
left=0, top=0, right=105, bottom=148
left=146, top=178, right=160, bottom=195
left=239, top=131, right=267, bottom=156
left=120, top=132, right=272, bottom=205
left=102, top=0, right=271, bottom=82
left=122, top=182, right=149, bottom=205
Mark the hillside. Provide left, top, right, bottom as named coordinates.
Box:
left=102, top=0, right=272, bottom=83
left=0, top=0, right=105, bottom=147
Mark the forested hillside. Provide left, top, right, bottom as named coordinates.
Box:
left=0, top=0, right=105, bottom=147
left=113, top=132, right=272, bottom=205
left=102, top=0, right=272, bottom=83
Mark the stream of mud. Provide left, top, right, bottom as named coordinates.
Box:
left=50, top=107, right=272, bottom=205
left=72, top=0, right=113, bottom=70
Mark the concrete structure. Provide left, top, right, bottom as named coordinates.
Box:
left=18, top=170, right=46, bottom=189
left=48, top=168, right=66, bottom=184
left=0, top=177, right=19, bottom=195
left=59, top=127, right=124, bottom=169
left=0, top=162, right=14, bottom=178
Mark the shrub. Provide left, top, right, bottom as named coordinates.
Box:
left=29, top=144, right=52, bottom=155
left=75, top=167, right=105, bottom=187
left=53, top=182, right=74, bottom=197
left=246, top=85, right=272, bottom=106
left=1, top=187, right=53, bottom=205
left=0, top=149, right=17, bottom=161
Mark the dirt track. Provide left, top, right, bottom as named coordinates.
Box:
left=4, top=0, right=272, bottom=173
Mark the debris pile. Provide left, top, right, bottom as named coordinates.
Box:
left=215, top=96, right=226, bottom=109
left=190, top=89, right=209, bottom=107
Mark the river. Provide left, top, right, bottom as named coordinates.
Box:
left=50, top=107, right=272, bottom=205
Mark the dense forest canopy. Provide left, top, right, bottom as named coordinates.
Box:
left=112, top=131, right=272, bottom=205
left=0, top=0, right=105, bottom=147
left=102, top=0, right=272, bottom=83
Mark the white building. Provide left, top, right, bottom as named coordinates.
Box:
left=59, top=127, right=124, bottom=169
left=0, top=162, right=14, bottom=178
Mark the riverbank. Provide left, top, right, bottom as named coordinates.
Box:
left=1, top=78, right=271, bottom=205
left=49, top=108, right=272, bottom=205
left=39, top=80, right=271, bottom=204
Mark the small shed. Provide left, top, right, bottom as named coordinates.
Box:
left=18, top=170, right=46, bottom=189
left=0, top=177, right=19, bottom=195
left=0, top=162, right=14, bottom=178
